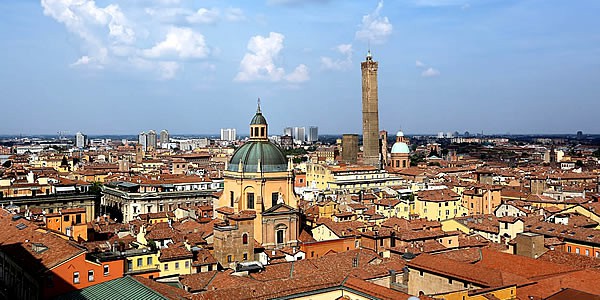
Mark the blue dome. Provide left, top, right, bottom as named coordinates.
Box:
left=391, top=142, right=410, bottom=154
left=227, top=141, right=287, bottom=173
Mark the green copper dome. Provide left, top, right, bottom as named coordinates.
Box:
left=227, top=141, right=287, bottom=173
left=250, top=112, right=267, bottom=125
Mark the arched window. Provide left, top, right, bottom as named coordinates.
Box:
left=242, top=233, right=248, bottom=245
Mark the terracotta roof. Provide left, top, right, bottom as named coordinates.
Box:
left=0, top=210, right=86, bottom=273
left=159, top=245, right=192, bottom=262
left=417, top=188, right=461, bottom=202
left=517, top=269, right=600, bottom=299
left=544, top=288, right=600, bottom=300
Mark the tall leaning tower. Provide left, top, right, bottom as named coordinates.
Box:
left=361, top=50, right=380, bottom=168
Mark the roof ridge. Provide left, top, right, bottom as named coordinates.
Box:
left=130, top=275, right=170, bottom=300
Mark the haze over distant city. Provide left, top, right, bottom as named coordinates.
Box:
left=1, top=0, right=599, bottom=135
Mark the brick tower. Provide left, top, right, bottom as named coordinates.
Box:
left=361, top=50, right=380, bottom=168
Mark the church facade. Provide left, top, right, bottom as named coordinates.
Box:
left=215, top=102, right=300, bottom=250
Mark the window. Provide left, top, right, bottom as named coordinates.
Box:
left=276, top=229, right=285, bottom=245
left=227, top=255, right=233, bottom=263
left=568, top=246, right=571, bottom=253
left=272, top=192, right=279, bottom=207
left=243, top=253, right=248, bottom=260
left=419, top=271, right=423, bottom=277
left=103, top=265, right=109, bottom=276
left=247, top=192, right=255, bottom=209
left=137, top=258, right=143, bottom=267
left=311, top=251, right=315, bottom=257
left=230, top=191, right=235, bottom=207
left=64, top=215, right=69, bottom=222
left=242, top=233, right=248, bottom=245
left=88, top=270, right=94, bottom=282
left=586, top=249, right=590, bottom=256
left=379, top=239, right=384, bottom=246
left=185, top=261, right=190, bottom=269
left=73, top=272, right=80, bottom=284
left=164, top=263, right=169, bottom=271
left=449, top=279, right=453, bottom=284
left=147, top=257, right=153, bottom=266
left=576, top=248, right=580, bottom=254
left=464, top=282, right=468, bottom=288
left=175, top=262, right=180, bottom=269
left=260, top=127, right=265, bottom=137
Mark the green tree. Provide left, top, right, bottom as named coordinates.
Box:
left=89, top=182, right=103, bottom=195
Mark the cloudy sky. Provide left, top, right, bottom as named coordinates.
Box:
left=1, top=0, right=599, bottom=135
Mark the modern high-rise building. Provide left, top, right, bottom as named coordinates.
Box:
left=283, top=127, right=293, bottom=137
left=138, top=132, right=147, bottom=151
left=307, top=126, right=319, bottom=143
left=293, top=127, right=306, bottom=142
left=75, top=132, right=87, bottom=148
left=361, top=50, right=380, bottom=168
left=220, top=128, right=237, bottom=141
left=159, top=129, right=169, bottom=144
left=147, top=130, right=157, bottom=151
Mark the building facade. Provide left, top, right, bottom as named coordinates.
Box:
left=216, top=103, right=300, bottom=249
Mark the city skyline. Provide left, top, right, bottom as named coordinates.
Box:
left=1, top=0, right=600, bottom=135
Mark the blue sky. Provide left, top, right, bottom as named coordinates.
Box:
left=1, top=0, right=599, bottom=135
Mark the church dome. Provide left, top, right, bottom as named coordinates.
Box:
left=396, top=131, right=404, bottom=137
left=391, top=142, right=410, bottom=154
left=227, top=141, right=288, bottom=173
left=250, top=112, right=267, bottom=125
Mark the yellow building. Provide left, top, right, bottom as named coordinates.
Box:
left=415, top=188, right=467, bottom=221
left=305, top=163, right=402, bottom=192
left=123, top=248, right=161, bottom=278
left=216, top=102, right=300, bottom=249
left=158, top=246, right=193, bottom=277
left=374, top=198, right=410, bottom=219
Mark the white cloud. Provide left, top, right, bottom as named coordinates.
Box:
left=225, top=8, right=246, bottom=22
left=71, top=56, right=91, bottom=67
left=143, top=27, right=210, bottom=59
left=321, top=43, right=353, bottom=71
left=235, top=32, right=309, bottom=83
left=416, top=60, right=425, bottom=67
left=186, top=8, right=220, bottom=24
left=355, top=1, right=393, bottom=44
left=285, top=64, right=310, bottom=82
left=422, top=67, right=440, bottom=77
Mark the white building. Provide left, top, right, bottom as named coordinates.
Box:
left=159, top=129, right=169, bottom=144
left=293, top=127, right=306, bottom=142
left=147, top=130, right=158, bottom=150
left=220, top=128, right=237, bottom=141
left=75, top=132, right=87, bottom=148
left=138, top=132, right=147, bottom=151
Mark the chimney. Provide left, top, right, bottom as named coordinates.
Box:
left=389, top=270, right=397, bottom=285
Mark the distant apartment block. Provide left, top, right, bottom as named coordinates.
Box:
left=307, top=126, right=318, bottom=143
left=220, top=128, right=237, bottom=141
left=75, top=132, right=88, bottom=148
